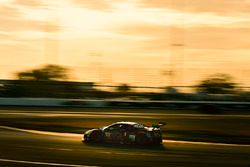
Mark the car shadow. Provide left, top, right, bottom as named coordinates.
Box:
left=83, top=142, right=166, bottom=151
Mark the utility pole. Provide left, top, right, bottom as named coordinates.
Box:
left=44, top=4, right=59, bottom=65
left=169, top=0, right=186, bottom=87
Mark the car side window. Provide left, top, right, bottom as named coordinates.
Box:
left=119, top=124, right=129, bottom=131
left=126, top=125, right=135, bottom=132
left=106, top=124, right=121, bottom=131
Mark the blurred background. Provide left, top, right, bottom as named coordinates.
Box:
left=1, top=2, right=250, bottom=166
left=1, top=0, right=250, bottom=102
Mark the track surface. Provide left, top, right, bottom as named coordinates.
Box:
left=0, top=127, right=250, bottom=167
left=0, top=108, right=250, bottom=167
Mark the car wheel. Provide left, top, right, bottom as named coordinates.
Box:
left=119, top=139, right=125, bottom=145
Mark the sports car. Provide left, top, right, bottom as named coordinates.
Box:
left=82, top=121, right=165, bottom=145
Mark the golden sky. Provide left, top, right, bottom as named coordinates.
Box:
left=0, top=0, right=250, bottom=86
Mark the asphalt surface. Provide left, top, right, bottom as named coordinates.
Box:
left=0, top=127, right=250, bottom=167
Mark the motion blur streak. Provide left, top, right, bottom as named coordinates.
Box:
left=1, top=125, right=249, bottom=147
left=164, top=140, right=250, bottom=147
left=0, top=158, right=99, bottom=167
left=0, top=126, right=82, bottom=138
left=1, top=110, right=250, bottom=118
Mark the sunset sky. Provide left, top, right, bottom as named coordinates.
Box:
left=1, top=0, right=250, bottom=87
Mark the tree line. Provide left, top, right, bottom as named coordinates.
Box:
left=0, top=64, right=246, bottom=100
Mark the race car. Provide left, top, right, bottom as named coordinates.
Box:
left=82, top=121, right=165, bottom=145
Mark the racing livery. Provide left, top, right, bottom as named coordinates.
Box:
left=82, top=121, right=165, bottom=145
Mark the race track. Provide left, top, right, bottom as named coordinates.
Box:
left=0, top=126, right=249, bottom=167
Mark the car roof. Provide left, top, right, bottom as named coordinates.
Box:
left=114, top=121, right=138, bottom=125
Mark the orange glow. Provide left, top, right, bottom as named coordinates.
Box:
left=0, top=0, right=250, bottom=86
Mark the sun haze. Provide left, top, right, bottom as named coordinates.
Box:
left=0, top=0, right=250, bottom=86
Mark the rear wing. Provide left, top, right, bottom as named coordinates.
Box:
left=152, top=122, right=166, bottom=129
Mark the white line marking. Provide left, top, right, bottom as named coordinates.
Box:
left=0, top=126, right=82, bottom=138
left=163, top=140, right=250, bottom=147
left=0, top=158, right=99, bottom=167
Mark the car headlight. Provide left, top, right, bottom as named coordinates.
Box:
left=84, top=130, right=92, bottom=135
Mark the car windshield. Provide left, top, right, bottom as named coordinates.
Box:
left=100, top=126, right=108, bottom=130
left=133, top=124, right=145, bottom=129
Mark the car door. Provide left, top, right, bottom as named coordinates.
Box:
left=126, top=125, right=137, bottom=143
left=103, top=124, right=122, bottom=143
